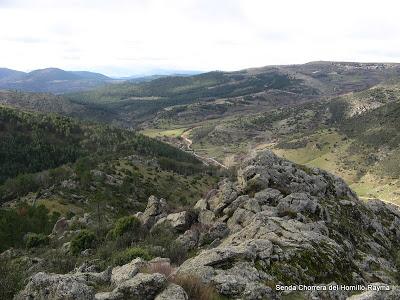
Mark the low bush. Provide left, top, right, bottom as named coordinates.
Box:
left=70, top=230, right=96, bottom=255
left=145, top=223, right=188, bottom=264
left=163, top=240, right=188, bottom=265
left=111, top=216, right=141, bottom=238
left=0, top=258, right=25, bottom=299
left=41, top=249, right=77, bottom=274
left=115, top=232, right=136, bottom=249
left=0, top=204, right=57, bottom=252
left=112, top=247, right=153, bottom=266
left=25, top=233, right=49, bottom=248
left=145, top=223, right=176, bottom=247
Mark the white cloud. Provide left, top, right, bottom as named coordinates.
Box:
left=0, top=0, right=400, bottom=76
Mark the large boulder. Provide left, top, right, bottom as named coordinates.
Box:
left=111, top=258, right=147, bottom=286
left=138, top=196, right=168, bottom=229
left=155, top=211, right=195, bottom=232
left=15, top=272, right=94, bottom=300
left=155, top=283, right=188, bottom=300
left=74, top=266, right=111, bottom=286
left=113, top=273, right=167, bottom=300
left=52, top=217, right=70, bottom=235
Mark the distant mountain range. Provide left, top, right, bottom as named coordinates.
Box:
left=0, top=67, right=117, bottom=94
left=0, top=67, right=203, bottom=94
left=118, top=69, right=202, bottom=80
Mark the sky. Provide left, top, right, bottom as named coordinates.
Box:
left=1, top=0, right=400, bottom=77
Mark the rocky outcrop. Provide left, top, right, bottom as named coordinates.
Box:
left=15, top=272, right=95, bottom=300
left=52, top=217, right=69, bottom=235
left=112, top=273, right=167, bottom=300
left=177, top=150, right=400, bottom=299
left=111, top=257, right=146, bottom=286
left=155, top=210, right=196, bottom=232
left=16, top=151, right=400, bottom=300
left=136, top=195, right=168, bottom=229
left=17, top=259, right=183, bottom=300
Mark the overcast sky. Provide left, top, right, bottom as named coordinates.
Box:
left=1, top=0, right=400, bottom=77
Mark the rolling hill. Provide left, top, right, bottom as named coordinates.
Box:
left=3, top=61, right=400, bottom=204
left=0, top=68, right=26, bottom=80
left=115, top=62, right=400, bottom=204
left=0, top=67, right=115, bottom=93
left=161, top=82, right=400, bottom=204
left=3, top=61, right=400, bottom=299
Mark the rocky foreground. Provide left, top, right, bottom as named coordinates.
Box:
left=15, top=151, right=400, bottom=299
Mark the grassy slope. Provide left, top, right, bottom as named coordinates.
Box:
left=143, top=83, right=400, bottom=204
left=268, top=86, right=400, bottom=204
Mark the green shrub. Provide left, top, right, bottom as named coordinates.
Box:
left=146, top=223, right=176, bottom=247
left=0, top=258, right=25, bottom=299
left=0, top=204, right=56, bottom=252
left=112, top=247, right=153, bottom=266
left=41, top=249, right=77, bottom=274
left=1, top=173, right=39, bottom=200
left=165, top=240, right=188, bottom=265
left=112, top=216, right=141, bottom=238
left=146, top=224, right=188, bottom=264
left=25, top=233, right=49, bottom=248
left=70, top=230, right=96, bottom=255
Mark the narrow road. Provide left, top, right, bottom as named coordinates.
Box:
left=181, top=129, right=228, bottom=169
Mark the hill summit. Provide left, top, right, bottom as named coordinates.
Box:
left=0, top=67, right=113, bottom=93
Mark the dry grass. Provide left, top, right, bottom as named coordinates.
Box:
left=172, top=274, right=219, bottom=300
left=142, top=261, right=176, bottom=279
left=142, top=260, right=220, bottom=300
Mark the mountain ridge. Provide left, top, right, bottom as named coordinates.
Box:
left=0, top=67, right=115, bottom=94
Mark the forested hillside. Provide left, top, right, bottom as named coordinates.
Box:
left=0, top=103, right=220, bottom=299
left=63, top=69, right=317, bottom=126
left=0, top=105, right=213, bottom=200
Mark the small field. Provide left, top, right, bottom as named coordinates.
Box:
left=140, top=127, right=188, bottom=138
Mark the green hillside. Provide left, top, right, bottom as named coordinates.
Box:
left=141, top=82, right=400, bottom=204
left=0, top=105, right=214, bottom=200
left=0, top=105, right=219, bottom=267
left=64, top=69, right=318, bottom=126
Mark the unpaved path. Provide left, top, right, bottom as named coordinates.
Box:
left=181, top=128, right=228, bottom=169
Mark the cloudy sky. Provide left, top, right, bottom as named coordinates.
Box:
left=1, top=0, right=399, bottom=76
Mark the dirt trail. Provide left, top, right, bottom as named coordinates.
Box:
left=181, top=129, right=228, bottom=169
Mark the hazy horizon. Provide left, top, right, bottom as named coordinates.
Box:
left=3, top=59, right=400, bottom=79
left=1, top=0, right=400, bottom=77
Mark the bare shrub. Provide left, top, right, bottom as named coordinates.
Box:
left=172, top=275, right=219, bottom=300
left=142, top=260, right=219, bottom=300
left=142, top=261, right=175, bottom=279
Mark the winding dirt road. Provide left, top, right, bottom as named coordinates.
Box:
left=181, top=129, right=228, bottom=169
